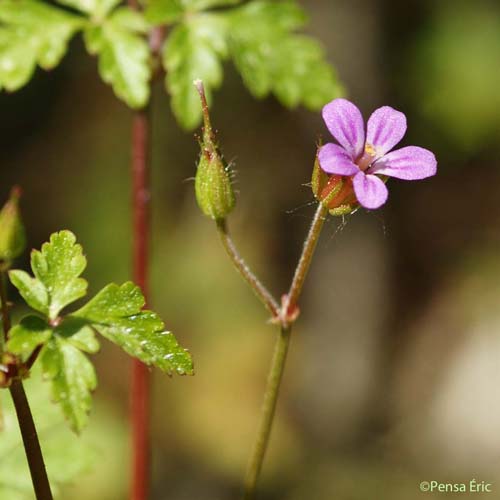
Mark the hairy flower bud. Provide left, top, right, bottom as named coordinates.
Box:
left=0, top=186, right=26, bottom=264
left=194, top=80, right=235, bottom=220
left=311, top=150, right=358, bottom=216
left=311, top=146, right=329, bottom=199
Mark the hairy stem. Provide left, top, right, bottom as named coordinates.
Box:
left=243, top=202, right=329, bottom=499
left=0, top=271, right=53, bottom=500
left=286, top=202, right=329, bottom=312
left=216, top=219, right=280, bottom=318
left=243, top=326, right=291, bottom=500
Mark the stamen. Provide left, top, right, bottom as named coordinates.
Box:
left=357, top=143, right=377, bottom=171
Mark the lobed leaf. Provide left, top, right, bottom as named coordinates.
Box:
left=226, top=0, right=342, bottom=108
left=9, top=270, right=49, bottom=316
left=182, top=0, right=242, bottom=11
left=145, top=0, right=184, bottom=24
left=272, top=35, right=343, bottom=109
left=163, top=13, right=228, bottom=129
left=7, top=315, right=52, bottom=361
left=30, top=230, right=88, bottom=320
left=84, top=7, right=151, bottom=108
left=54, top=316, right=100, bottom=354
left=41, top=336, right=97, bottom=433
left=146, top=0, right=241, bottom=24
left=74, top=282, right=193, bottom=375
left=0, top=0, right=83, bottom=91
left=56, top=0, right=120, bottom=18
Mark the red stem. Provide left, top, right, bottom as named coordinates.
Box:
left=127, top=0, right=163, bottom=494
left=130, top=109, right=152, bottom=500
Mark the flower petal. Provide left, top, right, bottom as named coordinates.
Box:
left=318, top=143, right=359, bottom=176
left=366, top=106, right=407, bottom=157
left=369, top=146, right=437, bottom=180
left=322, top=99, right=365, bottom=160
left=352, top=172, right=388, bottom=209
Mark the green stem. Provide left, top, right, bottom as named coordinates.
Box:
left=286, top=202, right=329, bottom=312
left=0, top=270, right=53, bottom=500
left=243, top=325, right=291, bottom=500
left=216, top=219, right=280, bottom=318
left=242, top=202, right=329, bottom=499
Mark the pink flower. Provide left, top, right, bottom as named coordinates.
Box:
left=318, top=99, right=437, bottom=210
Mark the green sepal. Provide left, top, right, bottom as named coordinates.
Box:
left=0, top=188, right=26, bottom=263
left=193, top=81, right=235, bottom=220
left=311, top=147, right=329, bottom=201
left=329, top=204, right=358, bottom=217
left=195, top=148, right=235, bottom=220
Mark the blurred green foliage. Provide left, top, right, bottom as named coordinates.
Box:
left=409, top=1, right=500, bottom=152
left=0, top=0, right=343, bottom=127
left=0, top=368, right=96, bottom=499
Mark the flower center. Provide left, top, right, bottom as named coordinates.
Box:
left=356, top=143, right=377, bottom=171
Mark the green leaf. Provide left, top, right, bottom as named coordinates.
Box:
left=182, top=0, right=241, bottom=11
left=41, top=336, right=97, bottom=433
left=146, top=0, right=241, bottom=23
left=0, top=371, right=97, bottom=499
left=84, top=7, right=151, bottom=108
left=0, top=0, right=83, bottom=91
left=145, top=0, right=184, bottom=24
left=9, top=270, right=49, bottom=316
left=272, top=35, right=343, bottom=109
left=6, top=315, right=52, bottom=361
left=163, top=13, right=228, bottom=129
left=227, top=0, right=342, bottom=108
left=54, top=316, right=100, bottom=354
left=110, top=7, right=150, bottom=32
left=74, top=282, right=193, bottom=375
left=56, top=0, right=120, bottom=18
left=30, top=230, right=87, bottom=320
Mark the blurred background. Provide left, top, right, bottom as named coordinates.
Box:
left=2, top=0, right=500, bottom=498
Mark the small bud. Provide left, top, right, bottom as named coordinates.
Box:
left=193, top=80, right=235, bottom=220
left=0, top=187, right=26, bottom=264
left=311, top=150, right=358, bottom=216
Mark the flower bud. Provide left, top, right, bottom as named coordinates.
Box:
left=0, top=187, right=26, bottom=264
left=311, top=147, right=329, bottom=200
left=311, top=150, right=358, bottom=216
left=194, top=80, right=235, bottom=220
